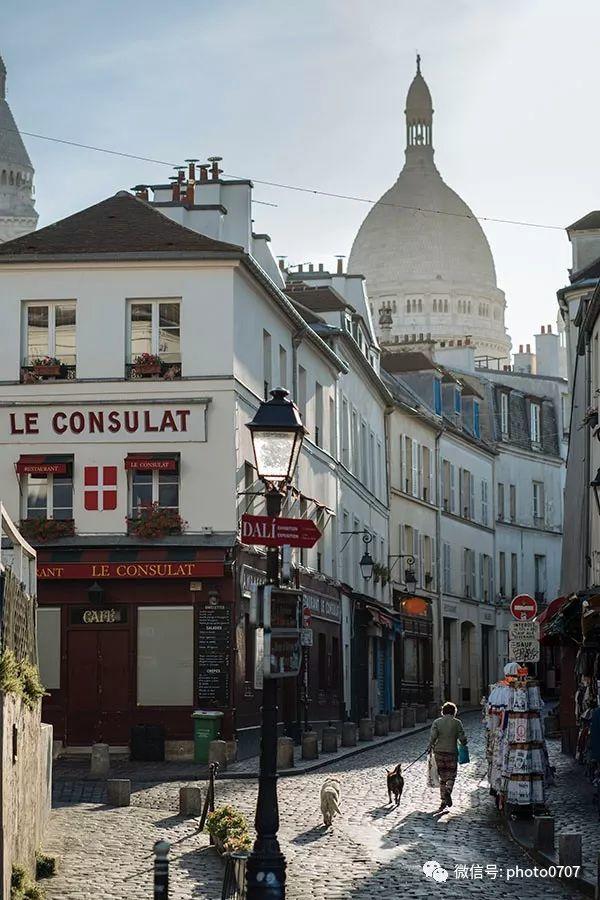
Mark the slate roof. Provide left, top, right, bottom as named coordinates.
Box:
left=283, top=283, right=348, bottom=313
left=567, top=211, right=600, bottom=233
left=0, top=192, right=243, bottom=259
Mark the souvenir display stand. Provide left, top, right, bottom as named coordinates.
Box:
left=485, top=664, right=548, bottom=813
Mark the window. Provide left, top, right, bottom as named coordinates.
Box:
left=534, top=555, right=546, bottom=599
left=464, top=549, right=476, bottom=598
left=509, top=484, right=516, bottom=522
left=24, top=301, right=76, bottom=365
left=498, top=482, right=505, bottom=521
left=341, top=398, right=350, bottom=466
left=129, top=300, right=180, bottom=362
left=298, top=366, right=307, bottom=424
left=454, top=388, right=462, bottom=414
left=499, top=552, right=506, bottom=597
left=480, top=554, right=492, bottom=602
left=423, top=535, right=433, bottom=589
left=315, top=382, right=323, bottom=447
left=329, top=397, right=336, bottom=456
left=130, top=467, right=179, bottom=516
left=262, top=331, right=272, bottom=399
left=376, top=439, right=383, bottom=498
left=278, top=345, right=287, bottom=390
left=137, top=607, right=193, bottom=705
left=511, top=553, right=518, bottom=597
left=460, top=469, right=474, bottom=519
left=481, top=480, right=489, bottom=525
left=530, top=403, right=541, bottom=446
left=443, top=543, right=452, bottom=593
left=37, top=608, right=61, bottom=690
left=533, top=481, right=545, bottom=524
left=422, top=446, right=432, bottom=502
left=26, top=473, right=73, bottom=520
left=361, top=421, right=368, bottom=484
left=342, top=510, right=350, bottom=584
left=441, top=459, right=451, bottom=511
left=369, top=432, right=376, bottom=492
left=500, top=392, right=509, bottom=437
left=433, top=379, right=442, bottom=415
left=473, top=401, right=480, bottom=438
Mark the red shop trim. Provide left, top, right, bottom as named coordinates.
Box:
left=16, top=455, right=68, bottom=475
left=124, top=455, right=178, bottom=471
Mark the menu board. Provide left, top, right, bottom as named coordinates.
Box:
left=197, top=596, right=232, bottom=706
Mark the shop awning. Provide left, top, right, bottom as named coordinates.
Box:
left=16, top=455, right=69, bottom=475
left=124, top=454, right=178, bottom=471
left=365, top=603, right=397, bottom=630
left=541, top=593, right=582, bottom=641
left=537, top=595, right=568, bottom=628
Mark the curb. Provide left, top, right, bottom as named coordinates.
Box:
left=503, top=808, right=594, bottom=897
left=220, top=722, right=433, bottom=780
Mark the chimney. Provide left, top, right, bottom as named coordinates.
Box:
left=198, top=164, right=209, bottom=183
left=298, top=264, right=304, bottom=273
left=548, top=323, right=552, bottom=333
left=132, top=184, right=149, bottom=201
left=541, top=325, right=545, bottom=334
left=336, top=255, right=345, bottom=274
left=208, top=156, right=223, bottom=181
left=177, top=168, right=186, bottom=184
left=169, top=177, right=181, bottom=203
left=278, top=257, right=286, bottom=272
left=318, top=263, right=324, bottom=272
left=309, top=264, right=314, bottom=273
left=185, top=159, right=198, bottom=181
left=519, top=344, right=524, bottom=353
left=526, top=343, right=531, bottom=353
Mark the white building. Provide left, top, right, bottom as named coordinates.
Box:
left=347, top=57, right=511, bottom=364
left=0, top=54, right=37, bottom=244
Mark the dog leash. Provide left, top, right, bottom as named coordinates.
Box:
left=403, top=747, right=429, bottom=771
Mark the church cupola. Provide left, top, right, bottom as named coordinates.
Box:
left=405, top=55, right=433, bottom=150
left=0, top=53, right=38, bottom=244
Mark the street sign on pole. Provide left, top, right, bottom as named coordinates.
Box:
left=509, top=620, right=540, bottom=663
left=240, top=514, right=321, bottom=548
left=302, top=606, right=312, bottom=628
left=510, top=593, right=538, bottom=621
left=300, top=628, right=313, bottom=647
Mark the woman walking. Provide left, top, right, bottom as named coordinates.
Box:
left=428, top=701, right=468, bottom=811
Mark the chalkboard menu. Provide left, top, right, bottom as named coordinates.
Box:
left=197, top=596, right=232, bottom=706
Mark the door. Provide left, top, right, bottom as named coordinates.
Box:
left=67, top=629, right=131, bottom=745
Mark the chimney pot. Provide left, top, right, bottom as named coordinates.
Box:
left=309, top=264, right=314, bottom=272
left=177, top=169, right=186, bottom=184
left=335, top=254, right=345, bottom=274
left=207, top=156, right=223, bottom=181
left=526, top=343, right=531, bottom=353
left=278, top=257, right=286, bottom=272
left=519, top=344, right=523, bottom=353
left=185, top=180, right=195, bottom=205
left=199, top=165, right=209, bottom=183
left=185, top=159, right=198, bottom=180
left=169, top=177, right=181, bottom=203
left=298, top=264, right=303, bottom=273
left=541, top=325, right=545, bottom=334
left=318, top=263, right=324, bottom=272
left=548, top=324, right=552, bottom=333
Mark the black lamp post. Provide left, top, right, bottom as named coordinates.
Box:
left=359, top=532, right=375, bottom=581
left=246, top=389, right=306, bottom=900
left=591, top=468, right=600, bottom=515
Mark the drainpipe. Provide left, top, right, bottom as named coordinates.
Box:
left=434, top=424, right=444, bottom=704
left=585, top=335, right=592, bottom=589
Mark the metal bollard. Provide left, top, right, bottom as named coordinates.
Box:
left=153, top=839, right=170, bottom=899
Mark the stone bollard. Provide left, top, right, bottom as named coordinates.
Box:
left=533, top=816, right=555, bottom=854
left=558, top=833, right=582, bottom=868
left=301, top=731, right=319, bottom=760
left=389, top=710, right=402, bottom=732
left=342, top=722, right=357, bottom=747
left=402, top=708, right=416, bottom=729
left=208, top=740, right=228, bottom=771
left=107, top=779, right=130, bottom=807
left=225, top=740, right=238, bottom=765
left=179, top=785, right=203, bottom=816
left=277, top=737, right=295, bottom=769
left=374, top=714, right=389, bottom=737
left=90, top=743, right=110, bottom=778
left=359, top=718, right=374, bottom=741
left=428, top=702, right=439, bottom=720
left=321, top=726, right=338, bottom=753
left=415, top=705, right=427, bottom=723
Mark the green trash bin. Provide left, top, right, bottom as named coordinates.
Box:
left=192, top=710, right=224, bottom=764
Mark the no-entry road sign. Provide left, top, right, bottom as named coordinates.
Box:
left=510, top=594, right=538, bottom=621
left=240, top=514, right=322, bottom=549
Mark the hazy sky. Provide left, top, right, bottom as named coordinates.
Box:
left=3, top=0, right=599, bottom=345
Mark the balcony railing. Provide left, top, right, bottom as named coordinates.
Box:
left=21, top=357, right=76, bottom=383
left=125, top=359, right=182, bottom=380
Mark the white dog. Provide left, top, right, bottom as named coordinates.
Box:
left=320, top=776, right=341, bottom=827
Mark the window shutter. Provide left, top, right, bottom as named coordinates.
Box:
left=400, top=436, right=406, bottom=490
left=469, top=474, right=475, bottom=519
left=479, top=554, right=484, bottom=601
left=412, top=443, right=419, bottom=498
left=441, top=461, right=447, bottom=508
left=462, top=549, right=467, bottom=596
left=413, top=528, right=420, bottom=585
left=471, top=552, right=477, bottom=598
left=417, top=444, right=423, bottom=498
left=450, top=465, right=456, bottom=512
left=428, top=450, right=434, bottom=504
left=431, top=536, right=436, bottom=589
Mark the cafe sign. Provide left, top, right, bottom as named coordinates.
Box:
left=70, top=606, right=128, bottom=625
left=38, top=560, right=224, bottom=579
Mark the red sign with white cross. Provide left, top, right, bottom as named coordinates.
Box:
left=510, top=594, right=538, bottom=621
left=84, top=466, right=117, bottom=511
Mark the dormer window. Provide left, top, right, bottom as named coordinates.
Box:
left=500, top=391, right=509, bottom=438
left=454, top=388, right=462, bottom=414
left=433, top=379, right=442, bottom=415
left=473, top=401, right=480, bottom=438
left=530, top=402, right=541, bottom=447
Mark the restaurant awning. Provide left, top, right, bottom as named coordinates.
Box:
left=15, top=455, right=70, bottom=475
left=124, top=454, right=178, bottom=471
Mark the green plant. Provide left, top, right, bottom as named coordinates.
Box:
left=10, top=865, right=45, bottom=900
left=18, top=660, right=48, bottom=709
left=0, top=649, right=22, bottom=697
left=133, top=352, right=161, bottom=368
left=127, top=503, right=187, bottom=539
left=30, top=356, right=60, bottom=368
left=35, top=853, right=56, bottom=880
left=205, top=805, right=252, bottom=853
left=19, top=518, right=75, bottom=543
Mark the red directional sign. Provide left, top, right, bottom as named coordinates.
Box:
left=302, top=606, right=312, bottom=628
left=240, top=514, right=321, bottom=548
left=510, top=594, right=538, bottom=621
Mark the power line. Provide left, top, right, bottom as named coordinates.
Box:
left=1, top=124, right=565, bottom=231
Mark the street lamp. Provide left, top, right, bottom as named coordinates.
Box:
left=359, top=532, right=375, bottom=581
left=591, top=467, right=600, bottom=515
left=246, top=388, right=305, bottom=900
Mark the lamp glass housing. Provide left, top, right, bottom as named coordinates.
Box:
left=360, top=551, right=375, bottom=581
left=247, top=389, right=306, bottom=486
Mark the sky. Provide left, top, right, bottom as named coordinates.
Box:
left=3, top=0, right=599, bottom=346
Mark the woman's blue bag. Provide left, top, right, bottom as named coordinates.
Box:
left=457, top=743, right=470, bottom=765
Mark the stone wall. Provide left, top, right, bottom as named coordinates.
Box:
left=0, top=693, right=52, bottom=898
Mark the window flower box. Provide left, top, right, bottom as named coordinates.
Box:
left=127, top=503, right=187, bottom=539
left=31, top=356, right=62, bottom=377
left=132, top=353, right=162, bottom=377
left=20, top=518, right=75, bottom=543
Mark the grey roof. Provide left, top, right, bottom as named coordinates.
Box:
left=0, top=56, right=33, bottom=169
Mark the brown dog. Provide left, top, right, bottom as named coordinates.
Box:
left=386, top=764, right=404, bottom=806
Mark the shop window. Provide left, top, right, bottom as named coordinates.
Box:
left=37, top=608, right=61, bottom=689
left=128, top=299, right=181, bottom=363
left=130, top=468, right=179, bottom=517
left=23, top=300, right=76, bottom=366
left=25, top=473, right=73, bottom=520
left=137, top=606, right=193, bottom=705
left=318, top=632, right=328, bottom=689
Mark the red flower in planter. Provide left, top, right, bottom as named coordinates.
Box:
left=127, top=503, right=187, bottom=539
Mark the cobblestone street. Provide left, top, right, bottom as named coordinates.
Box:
left=44, top=714, right=581, bottom=899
